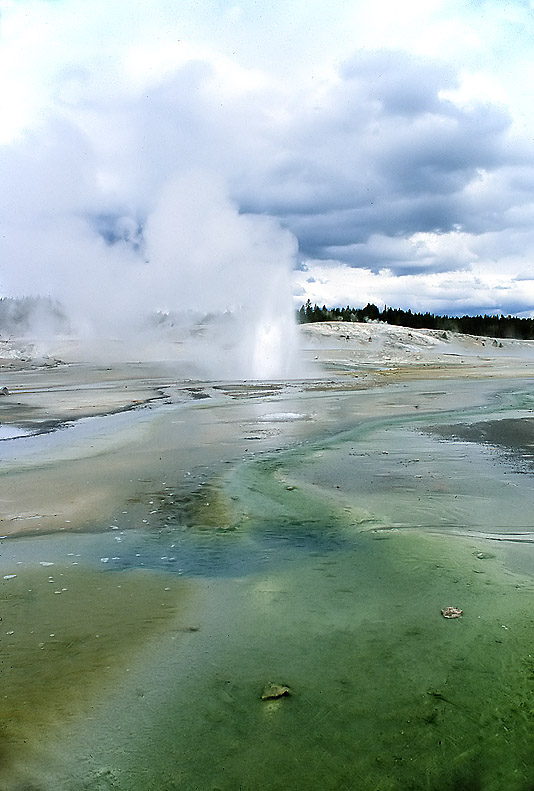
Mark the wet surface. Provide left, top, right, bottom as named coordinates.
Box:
left=1, top=364, right=534, bottom=789
left=427, top=416, right=534, bottom=474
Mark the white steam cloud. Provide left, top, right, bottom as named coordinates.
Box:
left=0, top=161, right=300, bottom=378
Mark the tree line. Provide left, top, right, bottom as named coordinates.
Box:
left=297, top=300, right=534, bottom=340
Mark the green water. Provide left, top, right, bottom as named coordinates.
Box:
left=2, top=377, right=534, bottom=789
left=40, top=535, right=534, bottom=791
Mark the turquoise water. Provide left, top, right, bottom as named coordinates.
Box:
left=1, top=376, right=534, bottom=789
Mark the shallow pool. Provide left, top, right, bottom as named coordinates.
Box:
left=1, top=373, right=534, bottom=790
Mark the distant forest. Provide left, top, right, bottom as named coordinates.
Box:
left=297, top=300, right=534, bottom=340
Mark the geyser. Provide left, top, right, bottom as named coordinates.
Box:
left=2, top=171, right=301, bottom=379
left=139, top=172, right=301, bottom=379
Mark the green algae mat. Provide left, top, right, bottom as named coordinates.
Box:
left=2, top=377, right=534, bottom=790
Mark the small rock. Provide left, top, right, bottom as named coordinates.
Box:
left=261, top=683, right=291, bottom=700
left=441, top=606, right=463, bottom=619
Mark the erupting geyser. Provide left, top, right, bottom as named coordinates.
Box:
left=140, top=172, right=301, bottom=380
left=251, top=320, right=287, bottom=380
left=3, top=171, right=302, bottom=380
left=241, top=261, right=300, bottom=380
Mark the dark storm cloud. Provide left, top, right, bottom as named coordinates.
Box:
left=287, top=193, right=460, bottom=258
left=231, top=51, right=524, bottom=272
left=373, top=104, right=511, bottom=196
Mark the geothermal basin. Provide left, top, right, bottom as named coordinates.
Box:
left=1, top=323, right=534, bottom=790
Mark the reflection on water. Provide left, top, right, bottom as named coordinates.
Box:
left=0, top=424, right=33, bottom=440
left=2, top=375, right=534, bottom=789
left=428, top=415, right=534, bottom=474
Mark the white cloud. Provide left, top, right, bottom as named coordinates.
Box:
left=1, top=0, right=534, bottom=334
left=294, top=261, right=534, bottom=316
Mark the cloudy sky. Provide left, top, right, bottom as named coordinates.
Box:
left=2, top=0, right=534, bottom=322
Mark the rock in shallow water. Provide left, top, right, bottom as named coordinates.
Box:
left=441, top=606, right=463, bottom=619
left=261, top=683, right=291, bottom=700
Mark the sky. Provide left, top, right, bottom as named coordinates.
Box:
left=1, top=0, right=534, bottom=322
